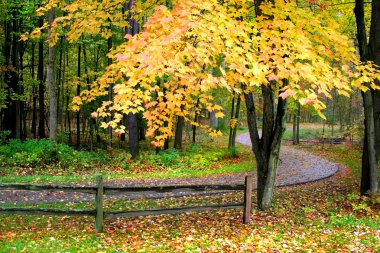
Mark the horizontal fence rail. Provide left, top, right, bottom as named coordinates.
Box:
left=0, top=208, right=95, bottom=216
left=0, top=184, right=97, bottom=193
left=0, top=175, right=254, bottom=232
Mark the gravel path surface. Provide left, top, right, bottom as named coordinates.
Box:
left=0, top=133, right=338, bottom=204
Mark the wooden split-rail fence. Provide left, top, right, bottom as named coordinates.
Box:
left=0, top=175, right=254, bottom=232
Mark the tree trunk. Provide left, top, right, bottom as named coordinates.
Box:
left=107, top=33, right=113, bottom=148
left=125, top=0, right=140, bottom=156
left=293, top=102, right=300, bottom=145
left=47, top=7, right=57, bottom=141
left=76, top=42, right=81, bottom=148
left=361, top=91, right=378, bottom=194
left=244, top=84, right=288, bottom=210
left=369, top=0, right=380, bottom=160
left=138, top=114, right=145, bottom=141
left=192, top=99, right=200, bottom=144
left=83, top=41, right=94, bottom=149
left=228, top=92, right=236, bottom=149
left=31, top=42, right=37, bottom=138
left=128, top=112, right=139, bottom=159
left=56, top=38, right=64, bottom=130
left=230, top=95, right=241, bottom=152
left=65, top=51, right=72, bottom=144
left=209, top=110, right=218, bottom=129
left=374, top=90, right=380, bottom=159
left=12, top=10, right=22, bottom=140
left=292, top=113, right=297, bottom=144
left=174, top=116, right=184, bottom=149
left=19, top=24, right=26, bottom=140
left=355, top=0, right=379, bottom=194
left=37, top=17, right=45, bottom=139
left=248, top=0, right=284, bottom=210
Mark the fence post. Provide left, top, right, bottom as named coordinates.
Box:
left=243, top=175, right=253, bottom=224
left=95, top=175, right=104, bottom=232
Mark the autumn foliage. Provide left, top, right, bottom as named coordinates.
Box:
left=67, top=0, right=380, bottom=146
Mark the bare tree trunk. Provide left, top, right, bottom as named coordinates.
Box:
left=374, top=90, right=380, bottom=159
left=31, top=42, right=37, bottom=138
left=37, top=16, right=45, bottom=139
left=355, top=0, right=379, bottom=194
left=361, top=91, right=378, bottom=193
left=56, top=38, right=64, bottom=132
left=230, top=95, right=241, bottom=152
left=82, top=41, right=94, bottom=149
left=244, top=84, right=288, bottom=210
left=369, top=0, right=380, bottom=160
left=128, top=113, right=139, bottom=158
left=47, top=7, right=57, bottom=141
left=293, top=102, right=300, bottom=144
left=76, top=42, right=81, bottom=148
left=19, top=22, right=26, bottom=140
left=174, top=116, right=184, bottom=149
left=192, top=99, right=200, bottom=144
left=228, top=92, right=236, bottom=149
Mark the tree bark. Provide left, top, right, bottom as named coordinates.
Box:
left=230, top=95, right=241, bottom=152
left=56, top=38, right=64, bottom=130
left=47, top=7, right=57, bottom=141
left=31, top=42, right=37, bottom=138
left=128, top=113, right=139, bottom=159
left=107, top=33, right=113, bottom=148
left=174, top=116, right=184, bottom=149
left=228, top=92, right=236, bottom=149
left=76, top=42, right=81, bottom=148
left=37, top=17, right=45, bottom=139
left=355, top=0, right=379, bottom=194
left=244, top=84, right=288, bottom=210
left=125, top=0, right=140, bottom=157
left=12, top=9, right=22, bottom=140
left=292, top=102, right=300, bottom=145
left=361, top=91, right=378, bottom=194
left=192, top=99, right=200, bottom=144
left=368, top=0, right=380, bottom=161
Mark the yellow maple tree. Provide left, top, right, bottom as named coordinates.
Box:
left=71, top=0, right=379, bottom=147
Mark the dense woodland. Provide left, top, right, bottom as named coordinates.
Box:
left=0, top=0, right=379, bottom=208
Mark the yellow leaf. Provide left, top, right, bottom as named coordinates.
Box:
left=215, top=111, right=224, bottom=118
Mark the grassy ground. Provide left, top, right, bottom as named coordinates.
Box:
left=282, top=123, right=346, bottom=140
left=0, top=131, right=254, bottom=184
left=0, top=141, right=379, bottom=252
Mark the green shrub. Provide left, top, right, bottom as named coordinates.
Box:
left=0, top=139, right=108, bottom=170
left=158, top=148, right=180, bottom=166
left=0, top=139, right=58, bottom=167
left=0, top=130, right=11, bottom=144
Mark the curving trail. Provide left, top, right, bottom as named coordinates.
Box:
left=0, top=133, right=338, bottom=204
left=235, top=132, right=339, bottom=187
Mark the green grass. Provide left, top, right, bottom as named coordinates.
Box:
left=282, top=127, right=345, bottom=140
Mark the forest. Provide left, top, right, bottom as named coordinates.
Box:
left=0, top=0, right=379, bottom=252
